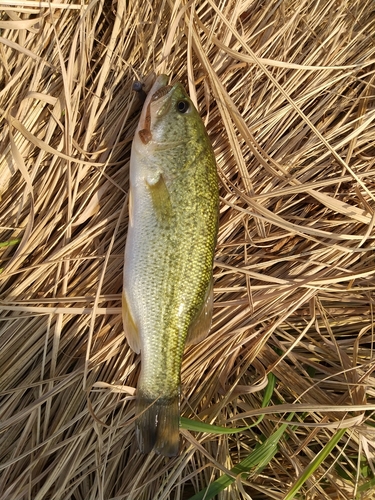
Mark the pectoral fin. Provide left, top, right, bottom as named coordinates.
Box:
left=146, top=173, right=172, bottom=222
left=122, top=290, right=141, bottom=353
left=186, top=277, right=214, bottom=346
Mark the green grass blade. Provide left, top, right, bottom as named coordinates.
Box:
left=187, top=412, right=295, bottom=500
left=283, top=428, right=347, bottom=500
left=357, top=477, right=375, bottom=494
left=180, top=417, right=254, bottom=434
left=181, top=373, right=276, bottom=434
left=0, top=238, right=20, bottom=248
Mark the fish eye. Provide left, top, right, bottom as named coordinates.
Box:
left=176, top=100, right=190, bottom=113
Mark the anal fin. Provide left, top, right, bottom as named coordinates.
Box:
left=186, top=276, right=214, bottom=346
left=122, top=290, right=141, bottom=353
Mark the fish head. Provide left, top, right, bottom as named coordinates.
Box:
left=135, top=75, right=204, bottom=149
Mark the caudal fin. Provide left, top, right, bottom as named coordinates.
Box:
left=135, top=390, right=180, bottom=457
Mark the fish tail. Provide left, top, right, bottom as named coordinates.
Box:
left=135, top=388, right=180, bottom=457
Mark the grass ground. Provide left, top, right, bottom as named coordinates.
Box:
left=1, top=0, right=375, bottom=498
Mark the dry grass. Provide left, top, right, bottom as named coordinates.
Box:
left=1, top=0, right=375, bottom=498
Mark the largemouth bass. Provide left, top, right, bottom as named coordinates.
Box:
left=123, top=75, right=219, bottom=456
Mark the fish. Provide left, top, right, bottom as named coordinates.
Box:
left=123, top=74, right=219, bottom=457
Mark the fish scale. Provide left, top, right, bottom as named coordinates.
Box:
left=123, top=74, right=218, bottom=456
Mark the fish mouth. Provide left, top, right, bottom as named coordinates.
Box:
left=138, top=76, right=174, bottom=145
